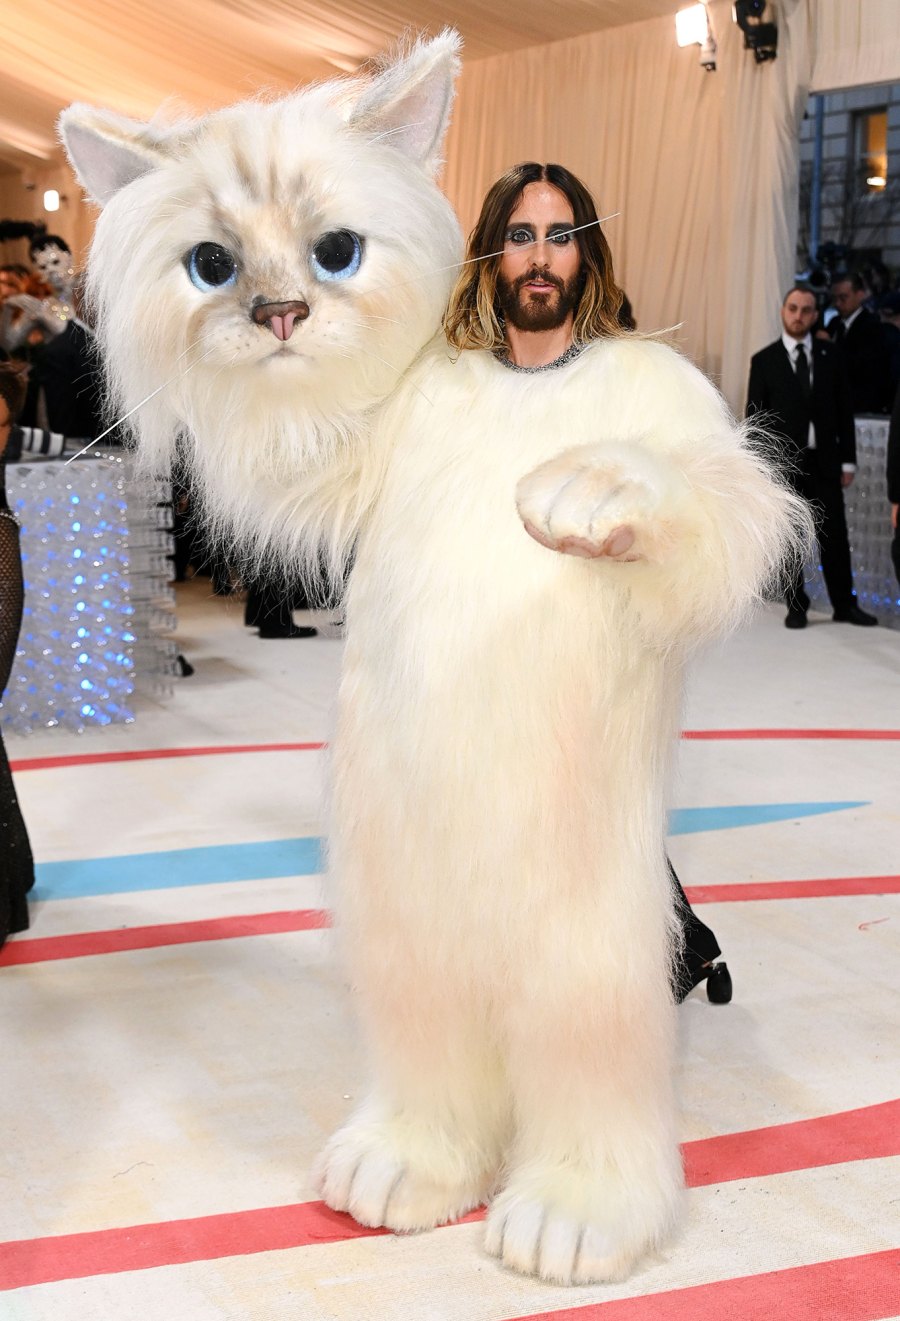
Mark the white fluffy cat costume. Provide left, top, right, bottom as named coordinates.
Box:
left=61, top=34, right=808, bottom=1285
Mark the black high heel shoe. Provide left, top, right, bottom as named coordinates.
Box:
left=682, top=960, right=733, bottom=1004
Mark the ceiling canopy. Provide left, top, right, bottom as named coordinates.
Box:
left=0, top=0, right=680, bottom=169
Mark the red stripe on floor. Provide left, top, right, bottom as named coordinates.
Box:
left=9, top=742, right=326, bottom=772
left=682, top=1098, right=900, bottom=1187
left=10, top=729, right=900, bottom=773
left=684, top=875, right=900, bottom=904
left=1, top=1100, right=896, bottom=1290
left=682, top=728, right=900, bottom=741
left=5, top=873, right=898, bottom=968
left=0, top=910, right=330, bottom=967
left=510, top=1249, right=900, bottom=1321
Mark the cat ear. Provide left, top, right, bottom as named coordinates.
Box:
left=59, top=105, right=170, bottom=206
left=348, top=28, right=461, bottom=174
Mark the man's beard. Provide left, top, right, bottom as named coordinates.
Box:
left=496, top=266, right=583, bottom=332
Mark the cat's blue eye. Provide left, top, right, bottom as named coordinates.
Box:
left=186, top=243, right=238, bottom=292
left=311, top=231, right=363, bottom=282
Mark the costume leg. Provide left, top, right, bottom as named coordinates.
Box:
left=485, top=886, right=683, bottom=1284
left=316, top=957, right=508, bottom=1231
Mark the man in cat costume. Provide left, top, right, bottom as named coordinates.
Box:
left=444, top=160, right=732, bottom=1007
left=61, top=32, right=808, bottom=1286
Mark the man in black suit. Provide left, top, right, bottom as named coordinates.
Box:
left=747, top=284, right=877, bottom=629
left=829, top=274, right=893, bottom=415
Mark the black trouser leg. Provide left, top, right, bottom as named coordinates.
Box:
left=813, top=477, right=855, bottom=612
left=783, top=461, right=813, bottom=612
left=245, top=576, right=293, bottom=635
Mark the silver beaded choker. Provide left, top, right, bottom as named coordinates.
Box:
left=493, top=341, right=586, bottom=373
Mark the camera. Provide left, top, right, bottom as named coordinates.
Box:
left=733, top=0, right=778, bottom=62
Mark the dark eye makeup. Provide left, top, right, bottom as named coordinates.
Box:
left=505, top=225, right=574, bottom=247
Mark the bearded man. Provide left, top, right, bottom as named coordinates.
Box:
left=444, top=162, right=730, bottom=1004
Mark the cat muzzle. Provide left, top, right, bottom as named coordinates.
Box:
left=251, top=299, right=311, bottom=341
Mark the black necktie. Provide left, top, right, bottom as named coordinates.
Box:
left=795, top=344, right=811, bottom=400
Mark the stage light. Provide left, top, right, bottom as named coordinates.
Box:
left=676, top=4, right=708, bottom=47
left=43, top=189, right=60, bottom=212
left=867, top=175, right=887, bottom=188
left=676, top=3, right=717, bottom=71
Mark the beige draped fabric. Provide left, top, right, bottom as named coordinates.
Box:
left=718, top=0, right=813, bottom=411
left=0, top=0, right=682, bottom=166
left=811, top=0, right=900, bottom=92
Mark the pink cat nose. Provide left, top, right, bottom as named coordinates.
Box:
left=251, top=299, right=310, bottom=341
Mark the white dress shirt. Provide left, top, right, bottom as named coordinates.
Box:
left=781, top=330, right=855, bottom=473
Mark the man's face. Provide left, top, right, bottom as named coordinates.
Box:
left=496, top=182, right=583, bottom=333
left=781, top=291, right=818, bottom=340
left=831, top=280, right=866, bottom=318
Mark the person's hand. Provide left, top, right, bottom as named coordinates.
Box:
left=516, top=444, right=687, bottom=564
left=5, top=293, right=43, bottom=317
left=841, top=471, right=854, bottom=488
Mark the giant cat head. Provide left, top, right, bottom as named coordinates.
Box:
left=60, top=32, right=462, bottom=565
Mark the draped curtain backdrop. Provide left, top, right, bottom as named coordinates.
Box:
left=811, top=0, right=900, bottom=93
left=2, top=1, right=899, bottom=413
left=443, top=0, right=815, bottom=414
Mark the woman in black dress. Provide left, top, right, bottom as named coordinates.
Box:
left=0, top=362, right=35, bottom=947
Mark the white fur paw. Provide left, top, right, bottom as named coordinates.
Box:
left=484, top=1190, right=640, bottom=1285
left=516, top=446, right=687, bottom=563
left=313, top=1122, right=487, bottom=1232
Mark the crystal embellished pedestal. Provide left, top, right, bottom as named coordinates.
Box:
left=0, top=450, right=177, bottom=735
left=804, top=417, right=899, bottom=630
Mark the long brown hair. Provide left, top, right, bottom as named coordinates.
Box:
left=443, top=162, right=625, bottom=352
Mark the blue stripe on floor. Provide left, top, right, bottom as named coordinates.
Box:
left=33, top=801, right=869, bottom=900
left=668, top=801, right=867, bottom=835
left=34, top=837, right=325, bottom=901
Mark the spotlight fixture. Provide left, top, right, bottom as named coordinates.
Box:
left=733, top=0, right=778, bottom=62
left=675, top=3, right=717, bottom=72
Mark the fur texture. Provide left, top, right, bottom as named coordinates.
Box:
left=61, top=36, right=811, bottom=1285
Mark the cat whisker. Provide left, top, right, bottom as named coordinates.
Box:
left=351, top=313, right=404, bottom=327
left=64, top=344, right=218, bottom=465
left=366, top=121, right=426, bottom=146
